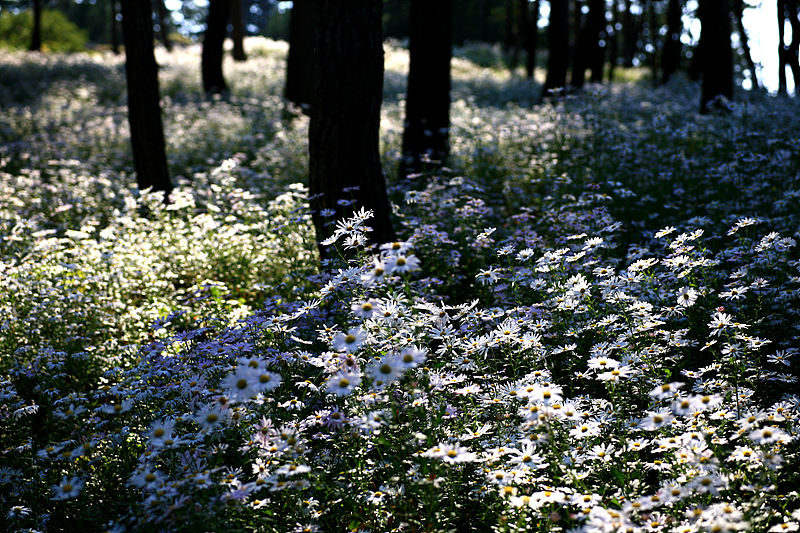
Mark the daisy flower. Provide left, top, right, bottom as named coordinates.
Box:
left=51, top=475, right=84, bottom=500
left=332, top=327, right=366, bottom=353
left=676, top=286, right=698, bottom=307
left=325, top=370, right=361, bottom=396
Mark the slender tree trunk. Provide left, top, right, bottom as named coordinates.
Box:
left=479, top=0, right=490, bottom=41
left=29, top=0, right=42, bottom=51
left=231, top=0, right=247, bottom=61
left=779, top=0, right=787, bottom=94
left=544, top=0, right=570, bottom=95
left=399, top=0, right=452, bottom=179
left=572, top=0, right=604, bottom=87
left=154, top=0, right=173, bottom=52
left=622, top=0, right=640, bottom=67
left=732, top=0, right=760, bottom=90
left=648, top=0, right=658, bottom=83
left=524, top=0, right=540, bottom=79
left=609, top=0, right=619, bottom=80
left=309, top=0, right=396, bottom=257
left=285, top=0, right=316, bottom=114
left=119, top=0, right=172, bottom=196
left=661, top=0, right=682, bottom=83
left=505, top=0, right=519, bottom=69
left=202, top=0, right=231, bottom=94
left=110, top=0, right=120, bottom=55
left=699, top=0, right=733, bottom=113
left=786, top=0, right=800, bottom=87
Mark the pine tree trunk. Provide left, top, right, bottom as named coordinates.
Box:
left=29, top=0, right=42, bottom=52
left=609, top=0, right=619, bottom=80
left=285, top=0, right=317, bottom=114
left=399, top=0, right=452, bottom=178
left=779, top=0, right=787, bottom=94
left=309, top=0, right=396, bottom=257
left=732, top=0, right=760, bottom=90
left=785, top=0, right=800, bottom=88
left=524, top=0, right=540, bottom=79
left=119, top=0, right=172, bottom=196
left=155, top=0, right=173, bottom=52
left=699, top=0, right=733, bottom=113
left=231, top=0, right=247, bottom=61
left=661, top=0, right=682, bottom=83
left=202, top=0, right=231, bottom=94
left=622, top=0, right=640, bottom=68
left=110, top=0, right=120, bottom=55
left=544, top=0, right=570, bottom=95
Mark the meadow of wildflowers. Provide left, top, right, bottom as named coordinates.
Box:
left=0, top=39, right=798, bottom=533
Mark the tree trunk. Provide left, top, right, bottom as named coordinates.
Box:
left=622, top=0, right=640, bottom=68
left=119, top=0, right=172, bottom=196
left=309, top=0, right=396, bottom=257
left=732, top=0, right=760, bottom=90
left=110, top=0, right=120, bottom=55
left=524, top=0, right=540, bottom=79
left=572, top=0, right=605, bottom=87
left=202, top=0, right=231, bottom=94
left=399, top=0, right=452, bottom=179
left=154, top=0, right=173, bottom=52
left=29, top=0, right=42, bottom=51
left=609, top=0, right=619, bottom=80
left=661, top=0, right=682, bottom=83
left=698, top=0, right=733, bottom=113
left=544, top=0, right=570, bottom=95
left=779, top=0, right=787, bottom=94
left=505, top=0, right=519, bottom=69
left=785, top=0, right=800, bottom=88
left=231, top=0, right=247, bottom=61
left=285, top=0, right=317, bottom=114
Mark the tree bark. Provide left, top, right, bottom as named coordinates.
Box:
left=779, top=0, right=787, bottom=94
left=622, top=0, right=640, bottom=68
left=544, top=0, right=570, bottom=95
left=202, top=0, right=231, bottom=94
left=29, top=0, right=42, bottom=51
left=119, top=0, right=172, bottom=196
left=399, top=0, right=452, bottom=179
left=698, top=0, right=733, bottom=113
left=785, top=0, right=800, bottom=88
left=661, top=0, right=682, bottom=83
left=732, top=0, right=760, bottom=90
left=154, top=0, right=173, bottom=52
left=231, top=0, right=247, bottom=61
left=609, top=0, right=619, bottom=80
left=524, top=0, right=540, bottom=79
left=285, top=0, right=316, bottom=114
left=110, top=0, right=120, bottom=55
left=309, top=0, right=396, bottom=257
left=572, top=0, right=605, bottom=87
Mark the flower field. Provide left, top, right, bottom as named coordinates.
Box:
left=0, top=39, right=798, bottom=533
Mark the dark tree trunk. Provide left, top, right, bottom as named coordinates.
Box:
left=154, top=0, right=173, bottom=52
left=588, top=0, right=605, bottom=82
left=648, top=0, right=658, bottom=83
left=732, top=0, right=760, bottom=90
left=202, top=0, right=231, bottom=94
left=309, top=0, right=396, bottom=257
left=622, top=0, right=640, bottom=68
left=779, top=0, right=787, bottom=94
left=479, top=0, right=490, bottom=42
left=505, top=0, right=519, bottom=69
left=285, top=0, right=317, bottom=114
left=399, top=0, right=452, bottom=179
left=544, top=0, right=570, bottom=95
left=698, top=0, right=733, bottom=113
left=110, top=1, right=120, bottom=55
left=572, top=0, right=605, bottom=87
left=786, top=0, right=800, bottom=88
left=231, top=0, right=247, bottom=61
left=661, top=0, right=682, bottom=83
left=524, top=0, right=540, bottom=79
left=609, top=0, right=619, bottom=80
left=29, top=0, right=42, bottom=51
left=119, top=0, right=172, bottom=196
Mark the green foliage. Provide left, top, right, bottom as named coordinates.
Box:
left=0, top=8, right=88, bottom=52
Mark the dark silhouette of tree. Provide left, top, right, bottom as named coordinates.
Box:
left=110, top=0, right=119, bottom=55
left=621, top=0, right=641, bottom=68
left=399, top=0, right=452, bottom=179
left=698, top=0, right=733, bottom=113
left=779, top=0, right=788, bottom=93
left=783, top=0, right=800, bottom=88
left=522, top=0, right=540, bottom=79
left=544, top=0, right=570, bottom=95
left=309, top=0, right=396, bottom=257
left=571, top=0, right=605, bottom=88
left=119, top=0, right=172, bottom=196
left=154, top=0, right=172, bottom=52
left=231, top=0, right=247, bottom=61
left=285, top=0, right=316, bottom=114
left=661, top=0, right=682, bottom=83
left=202, top=0, right=231, bottom=94
left=609, top=0, right=620, bottom=80
left=29, top=0, right=42, bottom=51
left=732, top=0, right=760, bottom=90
